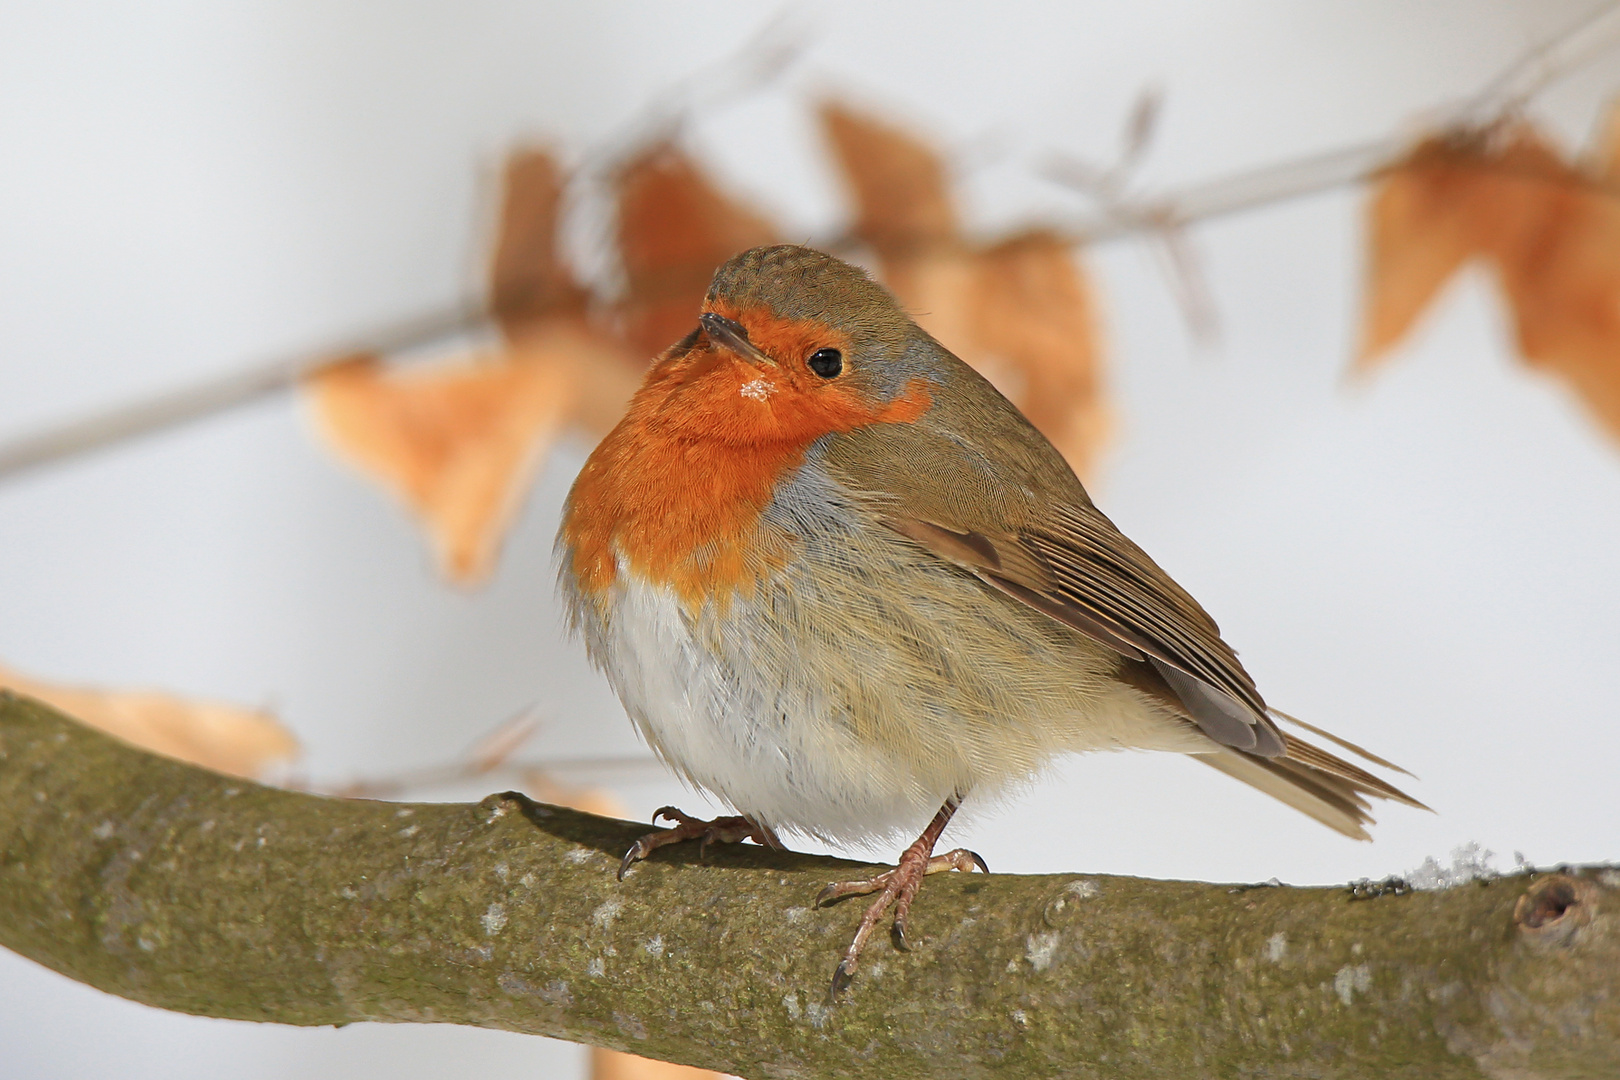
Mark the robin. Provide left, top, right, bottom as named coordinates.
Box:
left=558, top=244, right=1423, bottom=993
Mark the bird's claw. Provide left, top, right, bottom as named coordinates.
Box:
left=617, top=808, right=781, bottom=880
left=814, top=877, right=875, bottom=908
left=829, top=959, right=855, bottom=999
left=617, top=839, right=652, bottom=881
left=650, top=806, right=688, bottom=826
left=821, top=845, right=988, bottom=995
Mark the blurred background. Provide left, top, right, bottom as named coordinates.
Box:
left=3, top=2, right=1618, bottom=1077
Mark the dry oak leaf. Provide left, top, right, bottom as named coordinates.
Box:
left=0, top=663, right=297, bottom=780
left=819, top=100, right=1110, bottom=478
left=307, top=347, right=576, bottom=584
left=1359, top=114, right=1620, bottom=442
left=965, top=231, right=1112, bottom=471
left=1497, top=135, right=1620, bottom=437
left=486, top=145, right=651, bottom=437
left=613, top=143, right=778, bottom=359
left=489, top=147, right=589, bottom=333
left=819, top=99, right=957, bottom=254
left=1357, top=135, right=1494, bottom=365
left=490, top=147, right=647, bottom=436
left=519, top=319, right=646, bottom=443
left=1359, top=127, right=1583, bottom=365
left=878, top=238, right=1112, bottom=479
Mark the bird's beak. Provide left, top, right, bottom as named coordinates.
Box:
left=699, top=312, right=777, bottom=368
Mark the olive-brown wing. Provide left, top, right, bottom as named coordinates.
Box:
left=821, top=416, right=1285, bottom=757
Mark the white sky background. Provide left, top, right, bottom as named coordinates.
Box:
left=2, top=2, right=1618, bottom=1077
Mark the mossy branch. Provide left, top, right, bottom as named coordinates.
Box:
left=0, top=691, right=1614, bottom=1079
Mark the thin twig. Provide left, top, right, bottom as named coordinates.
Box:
left=1452, top=0, right=1620, bottom=124
left=0, top=301, right=486, bottom=481
left=1058, top=137, right=1400, bottom=242
left=577, top=8, right=811, bottom=180
left=1055, top=0, right=1620, bottom=240
left=319, top=755, right=667, bottom=801
left=305, top=705, right=667, bottom=800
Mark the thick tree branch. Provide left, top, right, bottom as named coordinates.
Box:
left=1, top=691, right=1615, bottom=1079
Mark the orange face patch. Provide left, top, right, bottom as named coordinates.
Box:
left=562, top=304, right=931, bottom=608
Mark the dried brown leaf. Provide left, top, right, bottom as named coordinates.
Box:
left=1357, top=136, right=1505, bottom=368
left=1359, top=128, right=1583, bottom=369
left=1459, top=129, right=1587, bottom=268
left=507, top=318, right=647, bottom=439
left=819, top=100, right=958, bottom=255
left=1358, top=113, right=1620, bottom=444
left=965, top=232, right=1111, bottom=476
left=886, top=249, right=981, bottom=353
left=0, top=664, right=297, bottom=779
left=489, top=148, right=588, bottom=333
left=489, top=147, right=648, bottom=426
left=307, top=348, right=576, bottom=584
left=1493, top=145, right=1620, bottom=438
left=1594, top=98, right=1620, bottom=176
left=615, top=144, right=777, bottom=359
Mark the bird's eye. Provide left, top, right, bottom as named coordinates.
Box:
left=807, top=348, right=843, bottom=378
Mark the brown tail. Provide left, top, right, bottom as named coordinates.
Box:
left=1195, top=715, right=1429, bottom=840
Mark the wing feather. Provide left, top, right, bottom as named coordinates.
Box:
left=821, top=413, right=1263, bottom=757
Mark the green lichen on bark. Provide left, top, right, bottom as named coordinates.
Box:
left=0, top=691, right=1615, bottom=1078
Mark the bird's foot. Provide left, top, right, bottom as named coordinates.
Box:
left=617, top=806, right=783, bottom=880
left=815, top=827, right=986, bottom=995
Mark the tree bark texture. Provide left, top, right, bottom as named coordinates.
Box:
left=0, top=691, right=1615, bottom=1079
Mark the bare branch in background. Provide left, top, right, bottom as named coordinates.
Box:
left=1044, top=84, right=1223, bottom=346
left=1452, top=0, right=1620, bottom=125
left=1056, top=0, right=1620, bottom=241
left=1150, top=220, right=1222, bottom=347
left=315, top=706, right=666, bottom=801
left=0, top=303, right=485, bottom=482
left=578, top=10, right=813, bottom=182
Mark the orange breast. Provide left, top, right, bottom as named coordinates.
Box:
left=562, top=312, right=931, bottom=611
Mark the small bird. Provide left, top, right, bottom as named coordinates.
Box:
left=558, top=244, right=1423, bottom=993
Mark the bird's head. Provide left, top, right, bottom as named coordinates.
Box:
left=633, top=245, right=937, bottom=445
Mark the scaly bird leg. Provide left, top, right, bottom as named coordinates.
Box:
left=618, top=806, right=784, bottom=880
left=814, top=799, right=988, bottom=995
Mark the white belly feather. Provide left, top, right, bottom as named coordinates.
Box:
left=590, top=566, right=950, bottom=844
